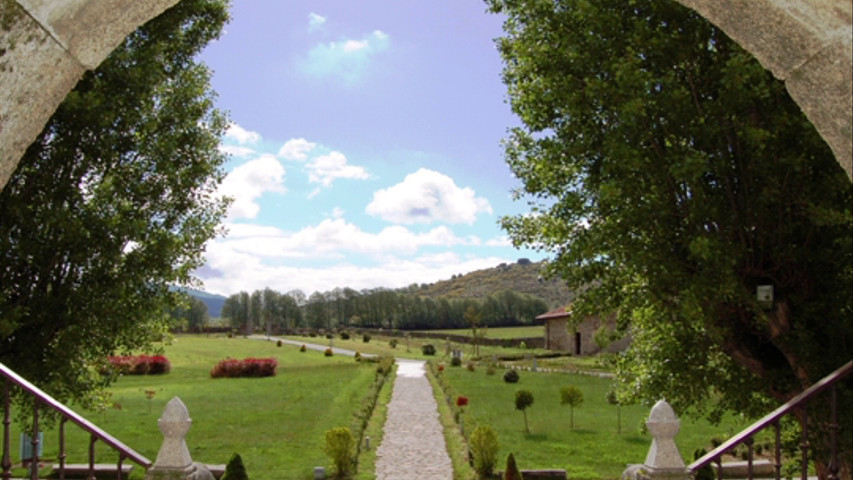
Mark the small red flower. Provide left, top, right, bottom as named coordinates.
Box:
left=456, top=395, right=469, bottom=407
left=438, top=365, right=445, bottom=372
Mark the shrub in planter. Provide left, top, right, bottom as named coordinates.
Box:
left=362, top=333, right=371, bottom=343
left=421, top=344, right=436, bottom=356
left=325, top=348, right=333, bottom=357
left=450, top=356, right=462, bottom=367
left=469, top=425, right=499, bottom=478
left=503, top=369, right=520, bottom=383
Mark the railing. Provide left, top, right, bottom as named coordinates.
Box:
left=689, top=360, right=852, bottom=480
left=0, top=362, right=151, bottom=480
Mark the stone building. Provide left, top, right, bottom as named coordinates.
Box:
left=536, top=306, right=629, bottom=356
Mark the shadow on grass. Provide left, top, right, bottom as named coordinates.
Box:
left=524, top=432, right=550, bottom=442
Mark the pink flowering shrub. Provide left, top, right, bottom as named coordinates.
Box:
left=107, top=355, right=170, bottom=375
left=210, top=357, right=278, bottom=378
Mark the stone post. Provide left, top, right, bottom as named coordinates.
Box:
left=622, top=400, right=691, bottom=480
left=146, top=397, right=213, bottom=480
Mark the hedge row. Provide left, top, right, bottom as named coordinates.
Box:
left=107, top=355, right=171, bottom=375
left=210, top=358, right=278, bottom=378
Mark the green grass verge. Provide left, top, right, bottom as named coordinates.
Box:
left=426, top=364, right=477, bottom=480
left=8, top=335, right=383, bottom=480
left=354, top=364, right=395, bottom=480
left=435, top=363, right=747, bottom=480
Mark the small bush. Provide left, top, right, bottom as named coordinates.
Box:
left=326, top=333, right=333, bottom=340
left=276, top=339, right=282, bottom=347
left=107, top=355, right=170, bottom=375
left=450, top=356, right=462, bottom=367
left=466, top=361, right=477, bottom=372
left=469, top=425, right=499, bottom=478
left=422, top=344, right=436, bottom=356
left=354, top=352, right=362, bottom=362
left=389, top=338, right=398, bottom=349
left=340, top=331, right=351, bottom=340
left=300, top=344, right=307, bottom=352
left=486, top=365, right=496, bottom=375
left=324, top=427, right=355, bottom=478
left=325, top=348, right=333, bottom=357
left=503, top=369, right=519, bottom=383
left=515, top=390, right=534, bottom=433
left=504, top=453, right=522, bottom=480
left=210, top=358, right=278, bottom=378
left=362, top=333, right=371, bottom=343
left=375, top=355, right=395, bottom=374
left=222, top=453, right=249, bottom=480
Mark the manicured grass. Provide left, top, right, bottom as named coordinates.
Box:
left=12, top=336, right=380, bottom=480
left=437, top=364, right=746, bottom=480
left=418, top=325, right=544, bottom=340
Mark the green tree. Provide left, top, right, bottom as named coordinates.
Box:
left=560, top=385, right=584, bottom=430
left=464, top=305, right=484, bottom=356
left=489, top=0, right=851, bottom=468
left=514, top=390, right=534, bottom=434
left=0, top=0, right=230, bottom=407
left=172, top=295, right=210, bottom=332
left=469, top=425, right=499, bottom=478
left=504, top=453, right=522, bottom=480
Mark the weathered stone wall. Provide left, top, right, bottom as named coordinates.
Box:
left=0, top=0, right=850, bottom=192
left=545, top=318, right=572, bottom=352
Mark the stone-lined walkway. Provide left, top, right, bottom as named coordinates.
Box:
left=375, top=359, right=452, bottom=480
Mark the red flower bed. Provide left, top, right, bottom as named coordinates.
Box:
left=107, top=355, right=170, bottom=375
left=210, top=357, right=278, bottom=378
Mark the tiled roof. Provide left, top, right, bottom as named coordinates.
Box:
left=535, top=305, right=571, bottom=321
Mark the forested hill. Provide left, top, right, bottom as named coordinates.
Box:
left=419, top=260, right=573, bottom=309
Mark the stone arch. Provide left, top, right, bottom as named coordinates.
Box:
left=0, top=0, right=851, bottom=191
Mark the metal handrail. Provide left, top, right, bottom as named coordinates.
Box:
left=0, top=361, right=151, bottom=479
left=689, top=360, right=852, bottom=480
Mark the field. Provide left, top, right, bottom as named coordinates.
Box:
left=10, top=335, right=390, bottom=480
left=417, top=325, right=545, bottom=339
left=434, top=364, right=747, bottom=480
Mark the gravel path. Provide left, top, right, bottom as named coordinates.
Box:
left=375, top=359, right=453, bottom=480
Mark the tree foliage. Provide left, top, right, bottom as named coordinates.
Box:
left=560, top=385, right=584, bottom=429
left=514, top=390, right=534, bottom=434
left=0, top=0, right=230, bottom=407
left=489, top=0, right=852, bottom=426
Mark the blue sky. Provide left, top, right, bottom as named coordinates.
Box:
left=196, top=1, right=544, bottom=297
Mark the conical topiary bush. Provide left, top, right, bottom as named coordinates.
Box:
left=504, top=453, right=522, bottom=480
left=222, top=453, right=249, bottom=480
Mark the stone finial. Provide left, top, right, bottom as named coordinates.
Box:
left=623, top=400, right=690, bottom=480
left=147, top=397, right=214, bottom=480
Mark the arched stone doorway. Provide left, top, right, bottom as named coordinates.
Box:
left=0, top=0, right=850, bottom=189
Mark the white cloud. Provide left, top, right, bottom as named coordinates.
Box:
left=219, top=144, right=256, bottom=158
left=366, top=168, right=493, bottom=225
left=199, top=228, right=507, bottom=296
left=308, top=12, right=326, bottom=31
left=224, top=123, right=261, bottom=145
left=306, top=151, right=369, bottom=187
left=278, top=138, right=317, bottom=161
left=486, top=235, right=512, bottom=247
left=301, top=30, right=390, bottom=84
left=218, top=155, right=286, bottom=219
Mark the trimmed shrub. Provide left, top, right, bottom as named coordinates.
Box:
left=504, top=453, right=522, bottom=480
left=503, top=369, right=519, bottom=383
left=515, top=390, right=534, bottom=434
left=362, top=333, right=371, bottom=343
left=324, top=427, right=355, bottom=478
left=107, top=355, right=170, bottom=375
left=450, top=356, right=462, bottom=367
left=210, top=358, right=278, bottom=378
left=276, top=339, right=283, bottom=347
left=421, top=344, right=436, bottom=356
left=466, top=361, right=476, bottom=372
left=470, top=425, right=499, bottom=478
left=354, top=352, right=362, bottom=362
left=325, top=348, right=333, bottom=357
left=222, top=453, right=248, bottom=480
left=300, top=344, right=307, bottom=352
left=389, top=338, right=398, bottom=349
left=340, top=331, right=351, bottom=340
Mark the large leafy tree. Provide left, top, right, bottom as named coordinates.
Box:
left=489, top=0, right=851, bottom=460
left=0, top=0, right=230, bottom=407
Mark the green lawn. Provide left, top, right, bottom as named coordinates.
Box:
left=418, top=325, right=544, bottom=339
left=436, top=364, right=746, bottom=480
left=14, top=335, right=381, bottom=480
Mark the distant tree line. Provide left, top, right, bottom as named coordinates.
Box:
left=216, top=286, right=548, bottom=333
